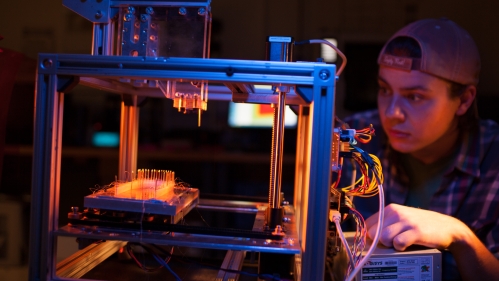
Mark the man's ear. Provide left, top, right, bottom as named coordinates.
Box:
left=456, top=85, right=477, bottom=116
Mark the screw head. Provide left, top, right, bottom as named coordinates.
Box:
left=127, top=6, right=135, bottom=14
left=145, top=7, right=154, bottom=15
left=124, top=13, right=133, bottom=22
left=319, top=69, right=330, bottom=80
left=95, top=10, right=102, bottom=19
left=178, top=7, right=187, bottom=15
left=42, top=59, right=53, bottom=69
left=198, top=7, right=206, bottom=15
left=140, top=14, right=148, bottom=22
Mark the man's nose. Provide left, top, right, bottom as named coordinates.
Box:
left=385, top=96, right=405, bottom=120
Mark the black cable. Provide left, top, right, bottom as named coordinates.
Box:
left=151, top=252, right=182, bottom=281
left=294, top=40, right=310, bottom=45
left=144, top=243, right=282, bottom=280
left=126, top=243, right=168, bottom=273
left=128, top=243, right=181, bottom=280
left=351, top=145, right=383, bottom=186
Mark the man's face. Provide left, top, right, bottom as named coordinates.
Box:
left=377, top=66, right=461, bottom=154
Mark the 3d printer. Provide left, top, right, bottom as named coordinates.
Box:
left=28, top=1, right=390, bottom=280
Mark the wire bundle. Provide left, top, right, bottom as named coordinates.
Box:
left=354, top=124, right=375, bottom=144
left=328, top=127, right=385, bottom=281
left=340, top=152, right=383, bottom=197
left=347, top=208, right=367, bottom=274
left=344, top=146, right=385, bottom=281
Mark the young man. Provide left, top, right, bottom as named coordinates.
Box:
left=345, top=18, right=499, bottom=280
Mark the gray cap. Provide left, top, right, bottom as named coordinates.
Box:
left=378, top=18, right=480, bottom=85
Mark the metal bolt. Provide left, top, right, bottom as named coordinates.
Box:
left=42, top=59, right=53, bottom=69
left=178, top=7, right=187, bottom=15
left=274, top=225, right=282, bottom=234
left=198, top=7, right=206, bottom=16
left=127, top=6, right=135, bottom=14
left=319, top=69, right=330, bottom=80
left=124, top=13, right=133, bottom=22
left=140, top=14, right=148, bottom=22
left=145, top=7, right=154, bottom=15
left=95, top=10, right=102, bottom=19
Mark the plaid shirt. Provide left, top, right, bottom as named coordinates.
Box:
left=344, top=109, right=499, bottom=280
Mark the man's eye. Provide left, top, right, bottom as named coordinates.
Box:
left=407, top=94, right=422, bottom=102
left=378, top=87, right=390, bottom=96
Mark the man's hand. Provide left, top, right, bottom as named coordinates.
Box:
left=365, top=203, right=473, bottom=251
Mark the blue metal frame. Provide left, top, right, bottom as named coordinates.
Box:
left=63, top=0, right=211, bottom=23
left=30, top=54, right=336, bottom=281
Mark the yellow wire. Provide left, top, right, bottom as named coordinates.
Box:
left=339, top=152, right=383, bottom=197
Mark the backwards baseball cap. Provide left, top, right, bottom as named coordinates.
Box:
left=378, top=18, right=480, bottom=86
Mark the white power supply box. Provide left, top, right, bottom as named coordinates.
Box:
left=332, top=232, right=442, bottom=281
